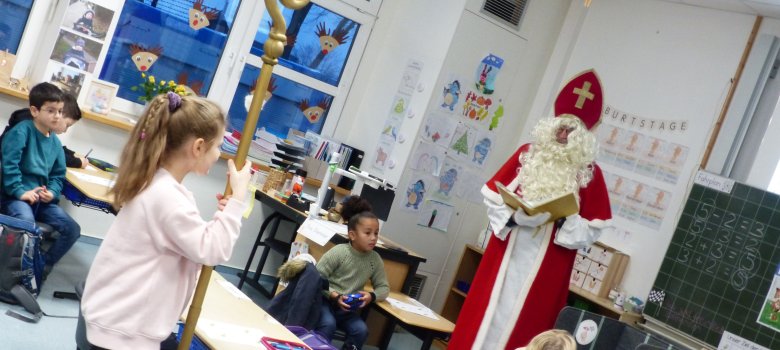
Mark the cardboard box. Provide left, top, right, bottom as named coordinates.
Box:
left=570, top=242, right=629, bottom=298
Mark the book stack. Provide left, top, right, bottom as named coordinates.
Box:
left=248, top=128, right=279, bottom=166
left=570, top=242, right=629, bottom=298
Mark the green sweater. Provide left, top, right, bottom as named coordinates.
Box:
left=316, top=243, right=390, bottom=301
left=1, top=119, right=66, bottom=199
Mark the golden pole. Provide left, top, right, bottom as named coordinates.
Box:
left=178, top=1, right=309, bottom=349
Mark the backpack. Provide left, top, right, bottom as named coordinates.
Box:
left=0, top=214, right=44, bottom=305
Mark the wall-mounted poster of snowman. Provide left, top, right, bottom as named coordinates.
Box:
left=409, top=141, right=446, bottom=176
left=438, top=75, right=464, bottom=114
left=474, top=54, right=503, bottom=95
left=421, top=112, right=457, bottom=145
left=403, top=173, right=435, bottom=212
left=471, top=130, right=495, bottom=166
left=449, top=123, right=477, bottom=161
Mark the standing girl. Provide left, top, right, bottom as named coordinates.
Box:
left=80, top=92, right=251, bottom=349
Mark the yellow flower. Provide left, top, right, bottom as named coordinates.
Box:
left=149, top=76, right=155, bottom=84
left=168, top=81, right=176, bottom=87
left=141, top=72, right=146, bottom=78
left=175, top=86, right=186, bottom=93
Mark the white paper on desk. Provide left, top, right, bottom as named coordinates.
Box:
left=217, top=278, right=250, bottom=301
left=67, top=170, right=115, bottom=187
left=196, top=318, right=267, bottom=346
left=298, top=218, right=347, bottom=246
left=386, top=297, right=440, bottom=320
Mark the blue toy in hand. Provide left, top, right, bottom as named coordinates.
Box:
left=344, top=293, right=363, bottom=311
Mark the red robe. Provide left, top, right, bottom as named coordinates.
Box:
left=449, top=144, right=612, bottom=349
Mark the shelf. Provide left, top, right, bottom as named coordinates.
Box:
left=450, top=287, right=467, bottom=298
left=263, top=238, right=292, bottom=256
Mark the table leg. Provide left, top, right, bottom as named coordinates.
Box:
left=237, top=212, right=279, bottom=289
left=420, top=333, right=434, bottom=350
left=379, top=314, right=396, bottom=350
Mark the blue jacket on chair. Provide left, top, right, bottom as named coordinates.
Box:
left=267, top=260, right=328, bottom=330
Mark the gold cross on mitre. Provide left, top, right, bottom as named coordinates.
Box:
left=573, top=81, right=594, bottom=109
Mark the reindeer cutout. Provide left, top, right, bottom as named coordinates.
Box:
left=299, top=97, right=331, bottom=123
left=315, top=22, right=349, bottom=55
left=189, top=0, right=220, bottom=30
left=129, top=44, right=162, bottom=72
left=245, top=76, right=277, bottom=111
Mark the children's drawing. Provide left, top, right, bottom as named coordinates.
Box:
left=399, top=59, right=423, bottom=96
left=758, top=263, right=780, bottom=332
left=449, top=123, right=477, bottom=160
left=489, top=100, right=504, bottom=131
left=403, top=173, right=434, bottom=212
left=422, top=113, right=456, bottom=145
left=431, top=157, right=463, bottom=202
left=391, top=95, right=409, bottom=116
left=471, top=131, right=495, bottom=165
left=129, top=44, right=162, bottom=72
left=189, top=0, right=220, bottom=30
left=409, top=142, right=446, bottom=176
left=461, top=90, right=494, bottom=123
left=372, top=140, right=394, bottom=170
left=440, top=79, right=461, bottom=112
left=474, top=54, right=503, bottom=95
left=416, top=200, right=454, bottom=232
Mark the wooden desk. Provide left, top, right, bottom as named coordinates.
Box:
left=181, top=272, right=305, bottom=349
left=63, top=166, right=116, bottom=214
left=568, top=285, right=642, bottom=325
left=372, top=291, right=455, bottom=350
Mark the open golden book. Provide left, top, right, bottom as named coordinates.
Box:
left=495, top=182, right=579, bottom=222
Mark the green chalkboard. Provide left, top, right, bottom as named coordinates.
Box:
left=644, top=182, right=780, bottom=348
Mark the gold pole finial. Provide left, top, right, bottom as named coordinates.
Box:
left=177, top=1, right=310, bottom=349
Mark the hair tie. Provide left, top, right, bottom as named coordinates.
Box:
left=167, top=91, right=182, bottom=112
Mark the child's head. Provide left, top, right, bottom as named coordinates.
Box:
left=53, top=92, right=82, bottom=134
left=347, top=211, right=379, bottom=253
left=340, top=196, right=372, bottom=223
left=28, top=82, right=65, bottom=134
left=112, top=93, right=225, bottom=206
left=520, top=330, right=576, bottom=350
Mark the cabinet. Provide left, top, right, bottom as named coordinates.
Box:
left=434, top=244, right=484, bottom=349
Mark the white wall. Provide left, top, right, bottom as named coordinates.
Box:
left=555, top=0, right=754, bottom=299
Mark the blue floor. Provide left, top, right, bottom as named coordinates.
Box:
left=1, top=239, right=422, bottom=349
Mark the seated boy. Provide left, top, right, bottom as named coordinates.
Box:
left=1, top=82, right=81, bottom=272
left=1, top=92, right=87, bottom=168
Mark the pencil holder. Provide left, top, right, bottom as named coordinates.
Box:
left=263, top=167, right=286, bottom=193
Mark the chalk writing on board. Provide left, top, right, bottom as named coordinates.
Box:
left=664, top=305, right=725, bottom=334
left=694, top=170, right=734, bottom=193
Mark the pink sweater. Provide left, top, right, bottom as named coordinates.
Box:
left=81, top=169, right=246, bottom=350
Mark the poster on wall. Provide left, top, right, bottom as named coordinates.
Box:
left=409, top=141, right=446, bottom=176
left=416, top=200, right=454, bottom=232
left=757, top=264, right=780, bottom=333
left=402, top=172, right=435, bottom=212
left=448, top=122, right=477, bottom=161
left=421, top=112, right=457, bottom=145
left=438, top=74, right=464, bottom=114
left=431, top=157, right=463, bottom=203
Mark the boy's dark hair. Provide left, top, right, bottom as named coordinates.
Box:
left=340, top=196, right=372, bottom=223
left=28, top=82, right=64, bottom=109
left=62, top=93, right=82, bottom=120
left=347, top=211, right=378, bottom=231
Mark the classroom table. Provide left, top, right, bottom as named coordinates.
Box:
left=63, top=166, right=116, bottom=214
left=180, top=272, right=306, bottom=350
left=238, top=190, right=427, bottom=297
left=372, top=291, right=455, bottom=350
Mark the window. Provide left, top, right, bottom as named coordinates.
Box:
left=0, top=0, right=34, bottom=54
left=226, top=0, right=373, bottom=141
left=99, top=0, right=241, bottom=104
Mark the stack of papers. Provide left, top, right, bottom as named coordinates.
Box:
left=386, top=297, right=439, bottom=320
left=298, top=218, right=348, bottom=246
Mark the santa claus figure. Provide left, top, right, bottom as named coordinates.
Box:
left=449, top=70, right=612, bottom=349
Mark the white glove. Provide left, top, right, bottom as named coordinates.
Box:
left=555, top=214, right=603, bottom=249
left=512, top=210, right=551, bottom=228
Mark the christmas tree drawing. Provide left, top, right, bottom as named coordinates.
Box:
left=452, top=132, right=469, bottom=154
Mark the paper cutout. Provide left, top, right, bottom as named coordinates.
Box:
left=422, top=113, right=457, bottom=145
left=244, top=76, right=277, bottom=112
left=316, top=22, right=350, bottom=55
left=409, top=141, right=446, bottom=176
left=189, top=0, right=220, bottom=30
left=474, top=54, right=503, bottom=95
left=417, top=200, right=454, bottom=232
left=299, top=97, right=331, bottom=123
left=129, top=44, right=162, bottom=72
left=461, top=90, right=495, bottom=125
left=489, top=100, right=504, bottom=131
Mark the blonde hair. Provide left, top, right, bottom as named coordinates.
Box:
left=111, top=94, right=224, bottom=207
left=525, top=329, right=576, bottom=350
